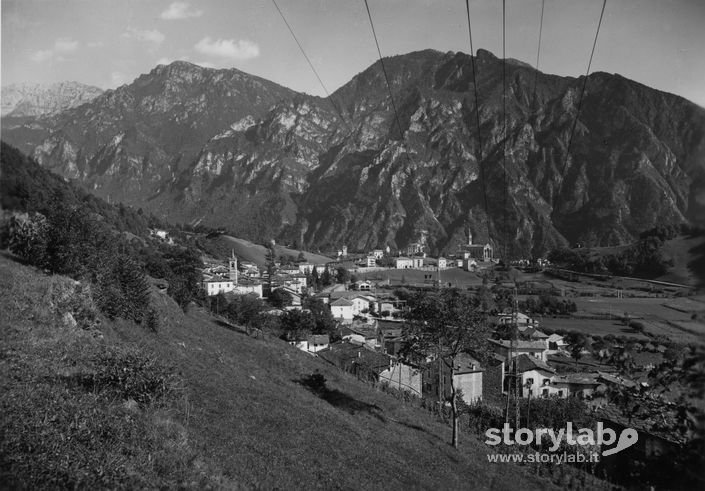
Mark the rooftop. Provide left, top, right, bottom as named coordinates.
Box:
left=513, top=354, right=556, bottom=374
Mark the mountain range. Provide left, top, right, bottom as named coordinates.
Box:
left=1, top=81, right=103, bottom=118
left=2, top=49, right=704, bottom=257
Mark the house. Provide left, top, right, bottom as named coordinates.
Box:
left=330, top=297, right=354, bottom=320
left=546, top=333, right=568, bottom=354
left=423, top=353, right=484, bottom=404
left=395, top=257, right=413, bottom=269
left=341, top=320, right=380, bottom=349
left=411, top=257, right=424, bottom=269
left=515, top=325, right=549, bottom=342
left=406, top=242, right=424, bottom=256
left=437, top=257, right=447, bottom=269
left=508, top=354, right=560, bottom=398
left=240, top=261, right=259, bottom=277
left=350, top=295, right=374, bottom=316
left=371, top=249, right=385, bottom=259
left=318, top=341, right=420, bottom=395
left=202, top=278, right=235, bottom=296
left=463, top=257, right=477, bottom=271
left=481, top=354, right=506, bottom=401
left=489, top=339, right=549, bottom=362
left=365, top=255, right=377, bottom=267
left=596, top=402, right=683, bottom=480
left=379, top=360, right=422, bottom=396
left=498, top=312, right=538, bottom=328
left=287, top=334, right=330, bottom=353
left=298, top=263, right=327, bottom=275
left=232, top=277, right=263, bottom=298
left=306, top=334, right=330, bottom=353
left=551, top=372, right=604, bottom=400
left=354, top=280, right=372, bottom=291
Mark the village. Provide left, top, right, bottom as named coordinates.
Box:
left=194, top=230, right=696, bottom=468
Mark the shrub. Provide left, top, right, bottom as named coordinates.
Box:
left=71, top=345, right=178, bottom=406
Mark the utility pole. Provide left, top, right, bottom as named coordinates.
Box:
left=513, top=287, right=520, bottom=429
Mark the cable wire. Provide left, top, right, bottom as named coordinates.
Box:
left=553, top=0, right=607, bottom=213
left=502, top=0, right=508, bottom=262
left=362, top=0, right=407, bottom=143
left=271, top=0, right=350, bottom=132
left=465, top=0, right=491, bottom=250
left=531, top=0, right=546, bottom=108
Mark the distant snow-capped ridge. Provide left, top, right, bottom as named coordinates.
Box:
left=1, top=81, right=104, bottom=117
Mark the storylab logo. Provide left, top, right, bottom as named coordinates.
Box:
left=485, top=422, right=639, bottom=456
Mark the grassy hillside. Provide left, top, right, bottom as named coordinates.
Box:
left=0, top=254, right=554, bottom=489
left=202, top=234, right=333, bottom=266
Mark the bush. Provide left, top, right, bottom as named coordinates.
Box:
left=46, top=277, right=100, bottom=331
left=71, top=345, right=178, bottom=406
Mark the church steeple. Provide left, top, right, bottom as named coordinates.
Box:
left=228, top=250, right=238, bottom=283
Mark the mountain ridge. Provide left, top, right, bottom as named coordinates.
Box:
left=2, top=49, right=703, bottom=257
left=1, top=81, right=103, bottom=117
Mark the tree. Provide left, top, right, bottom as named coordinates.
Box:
left=269, top=288, right=293, bottom=309
left=226, top=295, right=265, bottom=328
left=565, top=332, right=590, bottom=368
left=402, top=289, right=490, bottom=449
left=7, top=212, right=48, bottom=265
left=321, top=266, right=332, bottom=287
left=94, top=253, right=151, bottom=324
left=310, top=266, right=320, bottom=291
left=304, top=297, right=337, bottom=337
left=335, top=266, right=351, bottom=284
left=280, top=309, right=315, bottom=340
left=163, top=246, right=203, bottom=310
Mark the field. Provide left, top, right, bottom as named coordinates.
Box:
left=538, top=296, right=705, bottom=345
left=358, top=267, right=486, bottom=289
left=204, top=234, right=334, bottom=266
left=0, top=255, right=553, bottom=489
left=539, top=317, right=651, bottom=340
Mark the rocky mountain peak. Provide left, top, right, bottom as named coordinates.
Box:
left=1, top=81, right=103, bottom=117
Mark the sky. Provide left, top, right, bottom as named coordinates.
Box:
left=2, top=0, right=704, bottom=107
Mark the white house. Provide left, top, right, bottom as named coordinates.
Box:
left=406, top=242, right=424, bottom=256
left=424, top=353, right=484, bottom=404
left=203, top=278, right=235, bottom=296
left=350, top=295, right=374, bottom=316
left=371, top=249, right=385, bottom=259
left=365, top=256, right=377, bottom=267
left=306, top=334, right=330, bottom=353
left=354, top=280, right=372, bottom=291
left=546, top=334, right=568, bottom=355
left=437, top=257, right=447, bottom=269
left=330, top=297, right=354, bottom=320
left=395, top=257, right=413, bottom=269
left=288, top=334, right=330, bottom=354
left=512, top=354, right=561, bottom=398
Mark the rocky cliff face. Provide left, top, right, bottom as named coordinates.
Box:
left=2, top=51, right=704, bottom=257
left=1, top=82, right=103, bottom=117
